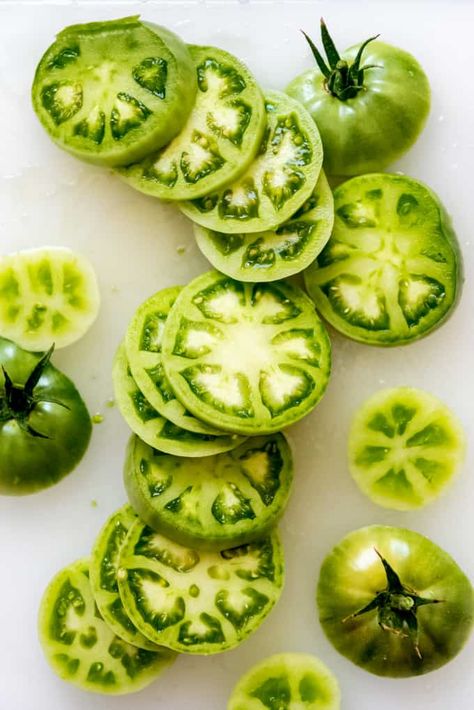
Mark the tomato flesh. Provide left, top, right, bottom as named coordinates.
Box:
left=124, top=433, right=293, bottom=550
left=119, top=44, right=266, bottom=199
left=90, top=505, right=162, bottom=651
left=180, top=90, right=323, bottom=233
left=228, top=653, right=340, bottom=710
left=126, top=286, right=221, bottom=435
left=162, top=271, right=332, bottom=435
left=193, top=170, right=333, bottom=282
left=117, top=522, right=284, bottom=654
left=305, top=173, right=462, bottom=345
left=38, top=558, right=175, bottom=694
left=113, top=342, right=245, bottom=456
left=32, top=17, right=197, bottom=166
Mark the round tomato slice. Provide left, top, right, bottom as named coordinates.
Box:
left=126, top=286, right=220, bottom=435
left=0, top=338, right=91, bottom=495
left=162, top=271, right=331, bottom=435
left=286, top=22, right=430, bottom=175
left=0, top=246, right=100, bottom=351
left=119, top=44, right=266, bottom=200
left=32, top=17, right=196, bottom=166
left=117, top=521, right=284, bottom=654
left=180, top=90, right=323, bottom=233
left=348, top=387, right=466, bottom=511
left=38, top=558, right=176, bottom=695
left=193, top=170, right=333, bottom=282
left=113, top=342, right=245, bottom=456
left=304, top=173, right=462, bottom=345
left=227, top=653, right=340, bottom=710
left=317, top=526, right=474, bottom=677
left=124, top=433, right=293, bottom=550
left=90, top=505, right=162, bottom=651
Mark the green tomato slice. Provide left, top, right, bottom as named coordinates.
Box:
left=117, top=521, right=284, bottom=654
left=227, top=652, right=341, bottom=710
left=317, top=525, right=474, bottom=677
left=180, top=90, right=323, bottom=233
left=38, top=558, right=175, bottom=695
left=304, top=173, right=462, bottom=345
left=162, top=271, right=331, bottom=435
left=124, top=432, right=293, bottom=550
left=0, top=246, right=100, bottom=352
left=113, top=342, right=245, bottom=456
left=126, top=286, right=220, bottom=435
left=348, top=387, right=466, bottom=511
left=90, top=505, right=165, bottom=650
left=193, top=170, right=333, bottom=282
left=119, top=44, right=266, bottom=199
left=32, top=17, right=196, bottom=166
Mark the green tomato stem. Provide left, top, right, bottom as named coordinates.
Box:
left=301, top=19, right=380, bottom=101
left=0, top=343, right=65, bottom=437
left=343, top=549, right=442, bottom=658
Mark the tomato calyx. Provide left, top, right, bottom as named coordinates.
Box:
left=0, top=344, right=69, bottom=438
left=301, top=19, right=380, bottom=101
left=343, top=549, right=442, bottom=658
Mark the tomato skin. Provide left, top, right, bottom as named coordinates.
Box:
left=317, top=526, right=473, bottom=677
left=286, top=41, right=430, bottom=175
left=0, top=338, right=91, bottom=495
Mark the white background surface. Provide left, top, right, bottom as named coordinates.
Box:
left=0, top=1, right=473, bottom=708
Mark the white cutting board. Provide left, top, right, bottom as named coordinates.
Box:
left=0, top=1, right=473, bottom=708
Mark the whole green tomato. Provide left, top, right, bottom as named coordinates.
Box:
left=286, top=20, right=431, bottom=175
left=317, top=525, right=473, bottom=677
left=0, top=338, right=92, bottom=495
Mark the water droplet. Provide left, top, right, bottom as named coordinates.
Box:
left=92, top=413, right=104, bottom=424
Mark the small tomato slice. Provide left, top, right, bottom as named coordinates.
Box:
left=317, top=525, right=474, bottom=677
left=38, top=558, right=175, bottom=694
left=227, top=652, right=340, bottom=710
left=0, top=246, right=100, bottom=351
left=348, top=387, right=466, bottom=511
